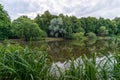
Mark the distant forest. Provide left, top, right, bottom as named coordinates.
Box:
left=1, top=3, right=120, bottom=41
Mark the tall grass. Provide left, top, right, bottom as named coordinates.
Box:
left=49, top=53, right=120, bottom=80
left=0, top=44, right=51, bottom=80
left=1, top=41, right=120, bottom=80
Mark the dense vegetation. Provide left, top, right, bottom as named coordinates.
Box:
left=0, top=43, right=120, bottom=80
left=0, top=4, right=11, bottom=40
left=1, top=4, right=120, bottom=41
left=0, top=43, right=51, bottom=80
left=1, top=3, right=120, bottom=80
left=12, top=16, right=46, bottom=41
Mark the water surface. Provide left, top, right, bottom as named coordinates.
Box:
left=10, top=39, right=118, bottom=62
left=47, top=39, right=115, bottom=62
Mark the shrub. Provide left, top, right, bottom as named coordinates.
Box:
left=86, top=32, right=97, bottom=40
left=12, top=16, right=47, bottom=41
left=98, top=26, right=109, bottom=36
left=72, top=32, right=85, bottom=40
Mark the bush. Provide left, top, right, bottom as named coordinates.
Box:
left=12, top=16, right=46, bottom=41
left=86, top=32, right=97, bottom=40
left=72, top=32, right=85, bottom=40
left=98, top=26, right=109, bottom=36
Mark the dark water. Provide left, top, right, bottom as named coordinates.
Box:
left=11, top=39, right=118, bottom=62
left=47, top=39, right=115, bottom=62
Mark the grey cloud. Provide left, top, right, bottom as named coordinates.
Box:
left=1, top=0, right=120, bottom=20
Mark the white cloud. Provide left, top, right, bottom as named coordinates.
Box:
left=0, top=0, right=120, bottom=20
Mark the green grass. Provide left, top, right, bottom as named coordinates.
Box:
left=1, top=42, right=120, bottom=80
left=0, top=44, right=51, bottom=80
left=52, top=53, right=120, bottom=80
left=57, top=54, right=115, bottom=80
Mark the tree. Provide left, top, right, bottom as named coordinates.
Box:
left=64, top=25, right=73, bottom=39
left=34, top=14, right=42, bottom=29
left=79, top=17, right=98, bottom=34
left=70, top=16, right=84, bottom=33
left=108, top=21, right=117, bottom=36
left=98, top=26, right=109, bottom=36
left=49, top=18, right=66, bottom=37
left=113, top=17, right=120, bottom=35
left=62, top=16, right=73, bottom=39
left=12, top=16, right=46, bottom=41
left=34, top=10, right=56, bottom=34
left=72, top=32, right=85, bottom=40
left=0, top=4, right=11, bottom=40
left=86, top=32, right=97, bottom=40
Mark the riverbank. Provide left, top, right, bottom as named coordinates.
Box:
left=7, top=37, right=65, bottom=43
left=45, top=37, right=65, bottom=42
left=3, top=36, right=118, bottom=44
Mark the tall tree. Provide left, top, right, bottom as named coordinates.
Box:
left=49, top=18, right=66, bottom=37
left=80, top=17, right=98, bottom=34
left=98, top=26, right=109, bottom=36
left=12, top=16, right=46, bottom=41
left=70, top=16, right=84, bottom=33
left=34, top=10, right=56, bottom=34
left=0, top=4, right=11, bottom=40
left=113, top=17, right=120, bottom=35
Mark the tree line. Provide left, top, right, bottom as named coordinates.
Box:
left=1, top=4, right=120, bottom=41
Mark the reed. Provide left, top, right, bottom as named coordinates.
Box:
left=52, top=53, right=120, bottom=80
left=0, top=42, right=120, bottom=80
left=0, top=44, right=51, bottom=80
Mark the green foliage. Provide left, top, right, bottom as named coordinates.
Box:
left=49, top=18, right=66, bottom=37
left=69, top=16, right=83, bottom=33
left=1, top=3, right=120, bottom=40
left=113, top=54, right=120, bottom=80
left=79, top=17, right=98, bottom=34
left=12, top=16, right=46, bottom=41
left=114, top=17, right=120, bottom=35
left=33, top=11, right=120, bottom=39
left=108, top=21, right=117, bottom=36
left=0, top=44, right=51, bottom=80
left=0, top=4, right=11, bottom=40
left=64, top=26, right=73, bottom=39
left=57, top=54, right=115, bottom=80
left=0, top=41, right=120, bottom=80
left=49, top=39, right=120, bottom=80
left=61, top=16, right=73, bottom=39
left=98, top=26, right=109, bottom=36
left=72, top=32, right=85, bottom=40
left=34, top=10, right=56, bottom=33
left=86, top=32, right=97, bottom=40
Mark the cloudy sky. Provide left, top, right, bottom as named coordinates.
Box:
left=1, top=0, right=120, bottom=20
